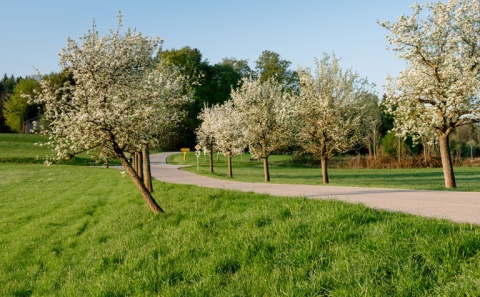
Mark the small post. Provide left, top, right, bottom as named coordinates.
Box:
left=195, top=144, right=201, bottom=171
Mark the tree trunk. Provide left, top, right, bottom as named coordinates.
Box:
left=439, top=132, right=456, bottom=188
left=118, top=153, right=164, bottom=213
left=143, top=146, right=153, bottom=193
left=209, top=146, right=214, bottom=174
left=321, top=156, right=329, bottom=184
left=227, top=153, right=233, bottom=178
left=263, top=156, right=270, bottom=182
left=136, top=151, right=144, bottom=182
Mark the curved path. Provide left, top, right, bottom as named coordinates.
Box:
left=148, top=152, right=480, bottom=225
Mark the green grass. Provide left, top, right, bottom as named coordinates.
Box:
left=2, top=164, right=480, bottom=296
left=168, top=152, right=480, bottom=191
left=0, top=133, right=119, bottom=166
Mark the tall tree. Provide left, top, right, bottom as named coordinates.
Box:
left=0, top=74, right=18, bottom=132
left=3, top=77, right=41, bottom=133
left=295, top=54, right=372, bottom=184
left=158, top=48, right=246, bottom=148
left=34, top=15, right=189, bottom=213
left=379, top=0, right=480, bottom=188
left=231, top=76, right=294, bottom=182
left=255, top=50, right=298, bottom=89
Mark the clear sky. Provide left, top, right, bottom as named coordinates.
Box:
left=1, top=0, right=415, bottom=95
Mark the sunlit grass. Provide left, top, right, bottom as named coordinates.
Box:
left=0, top=133, right=119, bottom=165
left=168, top=152, right=480, bottom=191
left=2, top=164, right=480, bottom=296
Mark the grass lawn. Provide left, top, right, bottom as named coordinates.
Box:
left=168, top=152, right=480, bottom=192
left=0, top=133, right=119, bottom=166
left=2, top=164, right=480, bottom=296
left=2, top=133, right=480, bottom=295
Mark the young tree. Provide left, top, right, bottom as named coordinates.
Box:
left=3, top=77, right=41, bottom=133
left=359, top=93, right=382, bottom=159
left=295, top=54, right=372, bottom=184
left=0, top=74, right=18, bottom=132
left=211, top=101, right=245, bottom=178
left=196, top=104, right=218, bottom=173
left=379, top=0, right=480, bottom=188
left=255, top=50, right=298, bottom=91
left=35, top=16, right=189, bottom=213
left=231, top=76, right=294, bottom=182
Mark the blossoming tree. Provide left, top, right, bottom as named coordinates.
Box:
left=295, top=54, right=372, bottom=184
left=380, top=0, right=480, bottom=188
left=196, top=104, right=218, bottom=173
left=35, top=16, right=188, bottom=213
left=231, top=76, right=294, bottom=182
left=212, top=101, right=245, bottom=178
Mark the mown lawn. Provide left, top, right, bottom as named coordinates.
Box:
left=0, top=133, right=119, bottom=166
left=168, top=152, right=480, bottom=192
left=2, top=164, right=480, bottom=296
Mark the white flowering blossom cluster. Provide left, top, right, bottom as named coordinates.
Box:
left=295, top=54, right=372, bottom=184
left=197, top=76, right=294, bottom=182
left=34, top=16, right=189, bottom=212
left=196, top=62, right=369, bottom=184
left=379, top=0, right=480, bottom=188
left=197, top=101, right=245, bottom=177
left=231, top=77, right=295, bottom=182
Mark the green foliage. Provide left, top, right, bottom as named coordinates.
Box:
left=0, top=74, right=18, bottom=132
left=2, top=164, right=480, bottom=295
left=255, top=50, right=297, bottom=88
left=3, top=77, right=41, bottom=133
left=158, top=47, right=249, bottom=148
left=380, top=131, right=398, bottom=156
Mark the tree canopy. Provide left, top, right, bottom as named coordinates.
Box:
left=35, top=16, right=189, bottom=212
left=380, top=0, right=480, bottom=188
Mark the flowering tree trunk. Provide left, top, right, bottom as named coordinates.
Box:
left=263, top=156, right=270, bottom=182
left=227, top=152, right=233, bottom=178
left=439, top=133, right=456, bottom=188
left=142, top=146, right=153, bottom=193
left=114, top=145, right=163, bottom=213
left=209, top=149, right=214, bottom=173
left=321, top=157, right=329, bottom=184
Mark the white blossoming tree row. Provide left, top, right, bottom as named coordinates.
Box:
left=35, top=15, right=189, bottom=213
left=197, top=53, right=373, bottom=183
left=379, top=0, right=480, bottom=188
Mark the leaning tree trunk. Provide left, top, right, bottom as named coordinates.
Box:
left=118, top=152, right=164, bottom=213
left=321, top=156, right=329, bottom=184
left=142, top=146, right=153, bottom=193
left=263, top=156, right=270, bottom=182
left=227, top=153, right=233, bottom=178
left=438, top=132, right=456, bottom=188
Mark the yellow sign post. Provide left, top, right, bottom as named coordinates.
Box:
left=180, top=148, right=190, bottom=161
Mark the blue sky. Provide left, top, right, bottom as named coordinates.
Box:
left=1, top=0, right=415, bottom=95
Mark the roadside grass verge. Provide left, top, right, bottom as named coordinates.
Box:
left=168, top=152, right=480, bottom=191
left=2, top=164, right=480, bottom=296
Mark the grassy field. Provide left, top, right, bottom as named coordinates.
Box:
left=168, top=152, right=480, bottom=192
left=2, top=133, right=480, bottom=295
left=2, top=164, right=480, bottom=296
left=0, top=133, right=119, bottom=166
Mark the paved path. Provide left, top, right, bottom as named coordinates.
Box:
left=148, top=152, right=480, bottom=225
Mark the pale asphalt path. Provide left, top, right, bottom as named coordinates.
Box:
left=146, top=152, right=480, bottom=225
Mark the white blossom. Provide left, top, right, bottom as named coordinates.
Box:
left=379, top=0, right=480, bottom=188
